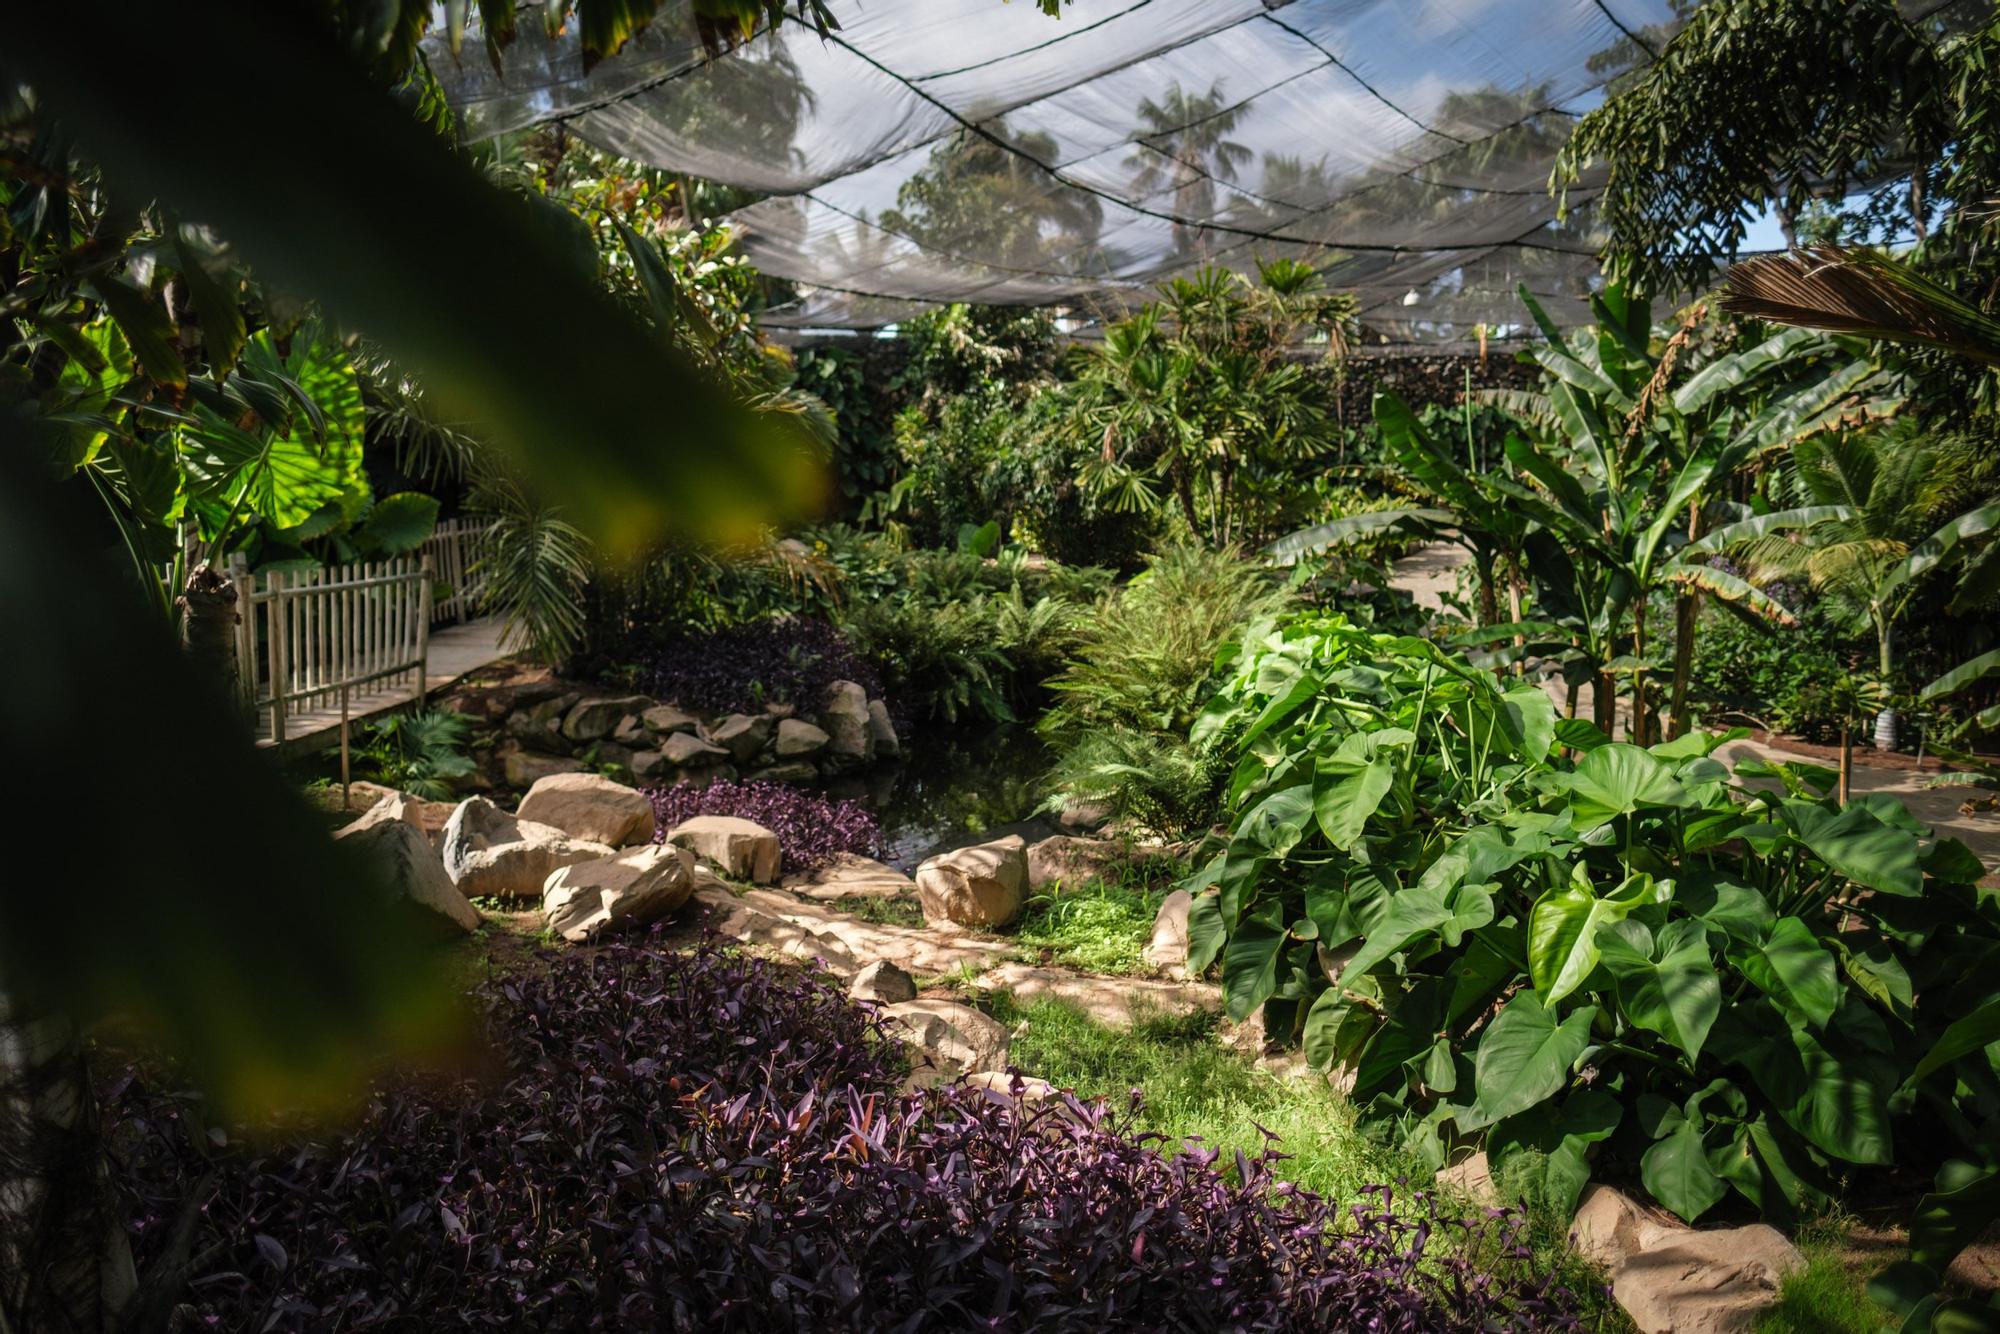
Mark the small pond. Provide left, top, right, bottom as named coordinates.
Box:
left=821, top=724, right=1061, bottom=871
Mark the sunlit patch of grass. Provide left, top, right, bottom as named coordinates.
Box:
left=1755, top=1213, right=1883, bottom=1334
left=1008, top=849, right=1184, bottom=974
left=829, top=894, right=925, bottom=928
left=993, top=994, right=1405, bottom=1205
left=1011, top=881, right=1161, bottom=973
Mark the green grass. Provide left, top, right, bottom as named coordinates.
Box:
left=1006, top=849, right=1186, bottom=974
left=1010, top=881, right=1162, bottom=973
left=990, top=993, right=1410, bottom=1204
left=1753, top=1213, right=1887, bottom=1334
left=830, top=894, right=925, bottom=928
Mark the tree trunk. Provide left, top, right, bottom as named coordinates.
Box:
left=1631, top=601, right=1650, bottom=746
left=1476, top=557, right=1498, bottom=628
left=1507, top=560, right=1526, bottom=675
left=1173, top=467, right=1200, bottom=544
left=1668, top=586, right=1699, bottom=739
left=1839, top=719, right=1853, bottom=805
left=178, top=562, right=240, bottom=715
left=0, top=989, right=137, bottom=1333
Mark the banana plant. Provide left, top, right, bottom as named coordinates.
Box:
left=1500, top=282, right=1887, bottom=741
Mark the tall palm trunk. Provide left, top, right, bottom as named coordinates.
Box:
left=178, top=562, right=240, bottom=718
left=1667, top=587, right=1699, bottom=739
left=1631, top=601, right=1651, bottom=746
left=1873, top=616, right=1900, bottom=751
left=0, top=988, right=136, bottom=1333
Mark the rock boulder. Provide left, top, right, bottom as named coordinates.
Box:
left=707, top=712, right=775, bottom=766
left=849, top=960, right=918, bottom=1005
left=820, top=681, right=874, bottom=768
left=641, top=704, right=699, bottom=736
left=334, top=818, right=480, bottom=935
left=916, top=835, right=1027, bottom=928
left=1571, top=1184, right=1801, bottom=1334
left=542, top=844, right=694, bottom=942
left=1144, top=889, right=1193, bottom=977
left=884, top=998, right=1010, bottom=1079
left=667, top=814, right=781, bottom=884
left=441, top=797, right=613, bottom=900
left=516, top=772, right=655, bottom=847
left=503, top=750, right=585, bottom=789
left=562, top=695, right=652, bottom=744
left=865, top=700, right=900, bottom=759
left=662, top=731, right=730, bottom=768
left=774, top=718, right=830, bottom=758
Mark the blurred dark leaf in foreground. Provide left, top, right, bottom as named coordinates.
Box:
left=6, top=0, right=825, bottom=554
left=0, top=432, right=465, bottom=1114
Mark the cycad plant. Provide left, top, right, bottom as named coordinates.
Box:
left=1693, top=426, right=1993, bottom=749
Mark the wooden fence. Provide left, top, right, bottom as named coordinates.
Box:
left=232, top=555, right=431, bottom=745
left=422, top=517, right=492, bottom=627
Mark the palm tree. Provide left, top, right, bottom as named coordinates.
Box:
left=1126, top=82, right=1253, bottom=250
left=1692, top=427, right=1992, bottom=748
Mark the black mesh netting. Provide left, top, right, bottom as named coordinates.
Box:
left=430, top=0, right=1692, bottom=339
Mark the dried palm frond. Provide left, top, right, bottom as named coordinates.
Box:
left=1720, top=244, right=2000, bottom=368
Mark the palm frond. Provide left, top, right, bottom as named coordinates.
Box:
left=1720, top=244, right=2000, bottom=368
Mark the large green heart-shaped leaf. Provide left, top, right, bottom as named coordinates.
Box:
left=1561, top=743, right=1689, bottom=831
left=1313, top=752, right=1396, bottom=850
left=1641, top=1118, right=1728, bottom=1222
left=1784, top=800, right=1922, bottom=897
left=1909, top=997, right=2000, bottom=1085
left=1790, top=1026, right=1894, bottom=1166
left=1679, top=873, right=1776, bottom=942
left=1739, top=916, right=1839, bottom=1029
left=1186, top=891, right=1226, bottom=975
left=356, top=491, right=441, bottom=555
left=1338, top=880, right=1496, bottom=982
left=1527, top=866, right=1652, bottom=1003
left=1222, top=900, right=1287, bottom=1020
left=1599, top=918, right=1721, bottom=1061
left=1237, top=784, right=1315, bottom=858
left=1910, top=1163, right=2000, bottom=1274
left=1466, top=991, right=1597, bottom=1129
left=1489, top=1089, right=1622, bottom=1215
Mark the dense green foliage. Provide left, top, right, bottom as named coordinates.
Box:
left=1039, top=546, right=1294, bottom=831
left=1189, top=615, right=2000, bottom=1251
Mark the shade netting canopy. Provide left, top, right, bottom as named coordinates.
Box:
left=433, top=0, right=1684, bottom=339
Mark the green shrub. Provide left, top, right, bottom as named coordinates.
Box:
left=1191, top=612, right=2000, bottom=1236
left=886, top=392, right=1026, bottom=548
left=354, top=706, right=476, bottom=798
left=1039, top=545, right=1293, bottom=831
left=1689, top=595, right=1855, bottom=742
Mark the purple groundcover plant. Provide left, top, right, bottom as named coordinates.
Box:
left=105, top=942, right=1586, bottom=1332
left=648, top=779, right=883, bottom=875
left=639, top=616, right=887, bottom=718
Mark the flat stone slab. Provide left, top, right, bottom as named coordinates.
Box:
left=781, top=852, right=917, bottom=900
left=738, top=889, right=1015, bottom=978
left=972, top=963, right=1219, bottom=1029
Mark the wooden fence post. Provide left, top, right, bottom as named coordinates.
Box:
left=417, top=553, right=434, bottom=703
left=269, top=569, right=288, bottom=745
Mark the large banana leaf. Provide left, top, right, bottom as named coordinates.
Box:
left=1665, top=563, right=1801, bottom=627
left=1683, top=505, right=1850, bottom=556
left=1264, top=507, right=1452, bottom=565
left=1671, top=326, right=1828, bottom=416
left=1922, top=647, right=2000, bottom=702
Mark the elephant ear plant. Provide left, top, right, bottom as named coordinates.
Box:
left=1187, top=614, right=2000, bottom=1251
